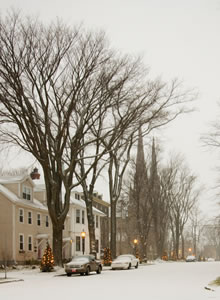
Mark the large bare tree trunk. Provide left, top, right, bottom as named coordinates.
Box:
left=86, top=200, right=96, bottom=256
left=110, top=199, right=117, bottom=258
left=52, top=223, right=63, bottom=266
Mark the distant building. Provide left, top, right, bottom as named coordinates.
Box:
left=91, top=191, right=110, bottom=252
left=34, top=186, right=105, bottom=259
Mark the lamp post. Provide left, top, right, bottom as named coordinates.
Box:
left=81, top=230, right=86, bottom=255
left=133, top=239, right=138, bottom=258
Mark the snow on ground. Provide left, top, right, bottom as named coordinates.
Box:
left=0, top=261, right=220, bottom=300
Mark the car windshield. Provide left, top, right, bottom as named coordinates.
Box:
left=72, top=257, right=89, bottom=263
left=119, top=255, right=133, bottom=258
left=115, top=256, right=131, bottom=261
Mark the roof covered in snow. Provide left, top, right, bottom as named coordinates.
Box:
left=0, top=174, right=35, bottom=186
left=0, top=183, right=47, bottom=211
left=70, top=196, right=105, bottom=216
left=34, top=183, right=105, bottom=216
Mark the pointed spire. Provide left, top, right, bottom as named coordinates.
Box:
left=136, top=127, right=145, bottom=172
left=150, top=137, right=159, bottom=183
left=151, top=137, right=157, bottom=169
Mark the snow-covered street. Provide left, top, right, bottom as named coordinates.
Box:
left=1, top=261, right=220, bottom=300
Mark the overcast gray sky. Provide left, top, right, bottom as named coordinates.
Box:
left=1, top=0, right=220, bottom=216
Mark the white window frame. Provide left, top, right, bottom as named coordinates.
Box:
left=37, top=213, right=41, bottom=226
left=19, top=208, right=24, bottom=223
left=76, top=209, right=80, bottom=224
left=22, top=186, right=32, bottom=201
left=82, top=210, right=85, bottom=225
left=28, top=211, right=32, bottom=225
left=76, top=236, right=81, bottom=251
left=28, top=235, right=33, bottom=251
left=19, top=233, right=24, bottom=251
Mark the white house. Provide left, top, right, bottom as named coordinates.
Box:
left=34, top=184, right=105, bottom=259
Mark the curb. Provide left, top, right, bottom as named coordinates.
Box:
left=0, top=278, right=24, bottom=284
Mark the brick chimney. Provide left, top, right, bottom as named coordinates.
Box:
left=30, top=168, right=40, bottom=180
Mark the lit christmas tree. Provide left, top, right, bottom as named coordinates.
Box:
left=103, top=247, right=112, bottom=266
left=40, top=243, right=54, bottom=272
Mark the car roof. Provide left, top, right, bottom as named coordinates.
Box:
left=72, top=255, right=95, bottom=259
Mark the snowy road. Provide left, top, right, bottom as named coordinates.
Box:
left=1, top=261, right=220, bottom=300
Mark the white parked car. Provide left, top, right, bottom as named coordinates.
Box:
left=186, top=255, right=196, bottom=262
left=111, top=254, right=139, bottom=270
left=207, top=257, right=215, bottom=262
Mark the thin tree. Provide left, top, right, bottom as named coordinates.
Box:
left=169, top=163, right=199, bottom=259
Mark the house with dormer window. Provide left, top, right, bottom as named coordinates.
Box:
left=0, top=174, right=51, bottom=264
left=0, top=171, right=106, bottom=264
left=0, top=173, right=70, bottom=264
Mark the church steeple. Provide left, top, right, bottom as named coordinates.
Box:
left=150, top=137, right=160, bottom=195
left=136, top=127, right=145, bottom=174
left=150, top=137, right=157, bottom=177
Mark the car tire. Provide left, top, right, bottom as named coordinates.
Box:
left=112, top=268, right=115, bottom=270
left=67, top=273, right=72, bottom=277
left=80, top=273, right=84, bottom=276
left=85, top=266, right=90, bottom=275
left=128, top=263, right=131, bottom=270
left=135, top=263, right=138, bottom=269
left=96, top=265, right=102, bottom=274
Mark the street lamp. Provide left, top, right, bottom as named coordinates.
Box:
left=81, top=230, right=86, bottom=255
left=133, top=239, right=138, bottom=257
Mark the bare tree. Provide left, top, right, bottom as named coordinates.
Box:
left=153, top=164, right=177, bottom=258
left=169, top=161, right=199, bottom=259
left=75, top=140, right=108, bottom=256
left=188, top=207, right=205, bottom=258
left=0, top=11, right=194, bottom=265
left=0, top=12, right=145, bottom=265
left=203, top=216, right=220, bottom=260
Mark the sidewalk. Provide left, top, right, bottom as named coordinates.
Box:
left=0, top=262, right=152, bottom=284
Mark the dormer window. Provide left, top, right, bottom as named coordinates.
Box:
left=75, top=193, right=80, bottom=200
left=23, top=186, right=31, bottom=200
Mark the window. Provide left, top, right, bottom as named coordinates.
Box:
left=22, top=186, right=31, bottom=200
left=46, top=215, right=49, bottom=227
left=19, top=209, right=24, bottom=223
left=76, top=209, right=80, bottom=224
left=28, top=211, right=32, bottom=224
left=82, top=210, right=85, bottom=225
left=37, top=214, right=41, bottom=226
left=28, top=236, right=32, bottom=251
left=76, top=236, right=80, bottom=251
left=96, top=215, right=99, bottom=228
left=19, top=234, right=24, bottom=251
left=95, top=239, right=99, bottom=253
left=75, top=193, right=80, bottom=200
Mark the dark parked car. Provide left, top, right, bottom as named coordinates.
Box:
left=65, top=255, right=102, bottom=276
